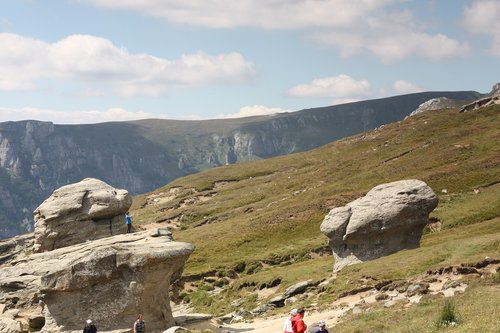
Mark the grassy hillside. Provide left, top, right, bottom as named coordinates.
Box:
left=131, top=105, right=499, bottom=331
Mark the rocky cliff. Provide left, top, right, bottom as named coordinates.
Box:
left=0, top=90, right=481, bottom=238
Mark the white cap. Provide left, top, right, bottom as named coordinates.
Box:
left=290, top=309, right=298, bottom=316
left=87, top=319, right=92, bottom=324
left=318, top=320, right=325, bottom=326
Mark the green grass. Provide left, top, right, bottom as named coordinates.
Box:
left=132, top=105, right=500, bottom=276
left=130, top=105, right=500, bottom=326
left=334, top=282, right=500, bottom=332
left=435, top=300, right=460, bottom=329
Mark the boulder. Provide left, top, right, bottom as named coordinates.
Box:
left=284, top=280, right=315, bottom=298
left=0, top=316, right=22, bottom=333
left=0, top=230, right=194, bottom=333
left=33, top=178, right=133, bottom=252
left=321, top=179, right=438, bottom=272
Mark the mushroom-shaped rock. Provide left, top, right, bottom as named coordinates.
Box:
left=33, top=178, right=132, bottom=252
left=0, top=230, right=194, bottom=333
left=320, top=179, right=438, bottom=272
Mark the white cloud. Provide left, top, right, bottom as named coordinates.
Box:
left=217, top=105, right=291, bottom=119
left=80, top=0, right=468, bottom=62
left=288, top=75, right=372, bottom=104
left=81, top=0, right=394, bottom=29
left=462, top=0, right=500, bottom=57
left=312, top=11, right=470, bottom=63
left=393, top=80, right=425, bottom=94
left=0, top=33, right=255, bottom=95
left=0, top=107, right=166, bottom=124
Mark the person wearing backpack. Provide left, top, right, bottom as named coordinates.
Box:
left=292, top=309, right=307, bottom=333
left=83, top=319, right=97, bottom=333
left=134, top=314, right=146, bottom=333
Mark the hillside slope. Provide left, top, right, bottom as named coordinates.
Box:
left=133, top=104, right=499, bottom=274
left=0, top=90, right=481, bottom=238
left=130, top=104, right=499, bottom=330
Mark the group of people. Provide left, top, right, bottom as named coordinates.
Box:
left=283, top=309, right=329, bottom=333
left=83, top=314, right=145, bottom=333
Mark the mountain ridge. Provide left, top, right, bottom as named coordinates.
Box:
left=0, top=90, right=482, bottom=238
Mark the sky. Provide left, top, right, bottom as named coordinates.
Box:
left=0, top=0, right=499, bottom=124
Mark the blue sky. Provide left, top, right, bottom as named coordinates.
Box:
left=0, top=0, right=499, bottom=123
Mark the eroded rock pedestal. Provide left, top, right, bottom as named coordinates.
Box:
left=0, top=230, right=194, bottom=333
left=33, top=178, right=132, bottom=252
left=320, top=179, right=438, bottom=272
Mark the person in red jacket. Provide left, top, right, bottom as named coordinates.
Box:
left=292, top=309, right=307, bottom=333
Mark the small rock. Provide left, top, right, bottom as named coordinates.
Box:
left=384, top=300, right=396, bottom=308
left=268, top=295, right=286, bottom=307
left=375, top=293, right=389, bottom=301
left=352, top=306, right=363, bottom=315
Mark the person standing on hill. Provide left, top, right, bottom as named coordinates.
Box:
left=125, top=212, right=132, bottom=233
left=83, top=319, right=97, bottom=333
left=283, top=308, right=298, bottom=333
left=134, top=314, right=146, bottom=333
left=292, top=309, right=307, bottom=333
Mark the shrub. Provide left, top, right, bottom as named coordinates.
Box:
left=190, top=290, right=213, bottom=308
left=435, top=300, right=459, bottom=329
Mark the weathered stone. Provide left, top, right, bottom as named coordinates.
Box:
left=174, top=313, right=213, bottom=325
left=384, top=300, right=397, bottom=308
left=375, top=293, right=389, bottom=301
left=33, top=178, right=132, bottom=252
left=267, top=295, right=286, bottom=307
left=0, top=230, right=194, bottom=333
left=151, top=228, right=173, bottom=238
left=163, top=326, right=192, bottom=333
left=284, top=280, right=315, bottom=298
left=0, top=316, right=22, bottom=333
left=321, top=179, right=438, bottom=272
left=407, top=283, right=430, bottom=297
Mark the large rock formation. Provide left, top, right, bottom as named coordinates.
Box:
left=320, top=179, right=438, bottom=272
left=0, top=230, right=194, bottom=333
left=33, top=178, right=132, bottom=253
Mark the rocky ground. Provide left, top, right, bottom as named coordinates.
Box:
left=170, top=258, right=499, bottom=333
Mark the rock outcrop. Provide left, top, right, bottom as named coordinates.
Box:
left=0, top=230, right=194, bottom=333
left=408, top=97, right=464, bottom=117
left=320, top=179, right=438, bottom=272
left=33, top=178, right=132, bottom=253
left=460, top=83, right=500, bottom=112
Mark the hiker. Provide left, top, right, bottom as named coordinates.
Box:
left=292, top=309, right=307, bottom=333
left=83, top=319, right=97, bottom=333
left=314, top=320, right=329, bottom=333
left=283, top=308, right=298, bottom=333
left=125, top=212, right=132, bottom=233
left=134, top=314, right=146, bottom=333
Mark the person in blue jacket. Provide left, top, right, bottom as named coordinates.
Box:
left=125, top=212, right=132, bottom=233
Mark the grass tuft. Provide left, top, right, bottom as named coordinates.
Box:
left=435, top=300, right=460, bottom=330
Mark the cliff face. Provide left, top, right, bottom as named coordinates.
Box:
left=0, top=90, right=481, bottom=238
